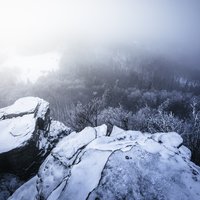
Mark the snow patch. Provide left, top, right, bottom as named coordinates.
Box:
left=0, top=114, right=36, bottom=153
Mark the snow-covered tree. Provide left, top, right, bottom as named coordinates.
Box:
left=98, top=105, right=132, bottom=132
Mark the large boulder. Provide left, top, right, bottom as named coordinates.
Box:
left=0, top=97, right=71, bottom=179
left=9, top=125, right=200, bottom=200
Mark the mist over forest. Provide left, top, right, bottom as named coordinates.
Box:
left=1, top=42, right=200, bottom=164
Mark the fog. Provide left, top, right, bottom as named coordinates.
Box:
left=0, top=0, right=200, bottom=82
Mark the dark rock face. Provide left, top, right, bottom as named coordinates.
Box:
left=0, top=143, right=41, bottom=179
left=0, top=97, right=71, bottom=182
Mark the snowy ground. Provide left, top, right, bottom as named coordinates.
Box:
left=9, top=125, right=200, bottom=200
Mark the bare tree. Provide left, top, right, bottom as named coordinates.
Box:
left=65, top=97, right=105, bottom=131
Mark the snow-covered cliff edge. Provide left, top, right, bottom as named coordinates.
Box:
left=0, top=97, right=200, bottom=200
left=10, top=127, right=200, bottom=200
left=0, top=97, right=71, bottom=199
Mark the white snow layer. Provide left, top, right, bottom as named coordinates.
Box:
left=10, top=125, right=200, bottom=200
left=0, top=97, right=49, bottom=153
left=0, top=114, right=36, bottom=153
left=0, top=97, right=49, bottom=118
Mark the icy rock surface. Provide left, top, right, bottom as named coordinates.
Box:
left=0, top=97, right=49, bottom=153
left=10, top=125, right=200, bottom=200
left=0, top=97, right=71, bottom=180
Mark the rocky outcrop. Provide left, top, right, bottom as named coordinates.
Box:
left=9, top=125, right=200, bottom=200
left=0, top=97, right=71, bottom=180
left=1, top=98, right=200, bottom=200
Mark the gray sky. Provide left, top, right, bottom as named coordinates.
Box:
left=0, top=0, right=200, bottom=82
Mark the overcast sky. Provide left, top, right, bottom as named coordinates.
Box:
left=0, top=0, right=200, bottom=82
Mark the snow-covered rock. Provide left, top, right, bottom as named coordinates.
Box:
left=10, top=125, right=200, bottom=200
left=0, top=97, right=47, bottom=120
left=38, top=120, right=71, bottom=153
left=0, top=97, right=71, bottom=180
left=0, top=97, right=49, bottom=154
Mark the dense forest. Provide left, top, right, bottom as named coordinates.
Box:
left=0, top=45, right=200, bottom=165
